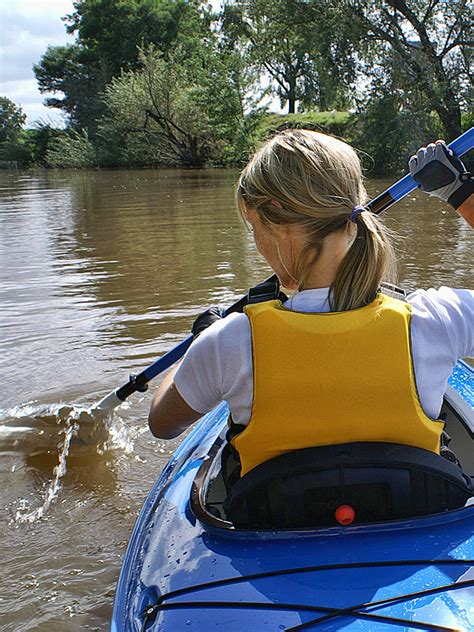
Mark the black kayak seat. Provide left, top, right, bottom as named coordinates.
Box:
left=222, top=442, right=473, bottom=529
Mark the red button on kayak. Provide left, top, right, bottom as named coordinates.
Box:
left=335, top=504, right=355, bottom=525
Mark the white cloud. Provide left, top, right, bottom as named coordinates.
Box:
left=0, top=0, right=75, bottom=127
left=1, top=78, right=40, bottom=103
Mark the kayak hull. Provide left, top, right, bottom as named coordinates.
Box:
left=112, top=361, right=474, bottom=631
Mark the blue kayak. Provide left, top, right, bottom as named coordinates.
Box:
left=112, top=360, right=474, bottom=631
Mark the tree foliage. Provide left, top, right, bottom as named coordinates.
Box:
left=34, top=44, right=106, bottom=134
left=350, top=79, right=443, bottom=175
left=34, top=0, right=207, bottom=134
left=28, top=0, right=472, bottom=171
left=64, top=0, right=202, bottom=76
left=347, top=0, right=472, bottom=139
left=222, top=0, right=358, bottom=113
left=0, top=97, right=26, bottom=144
left=23, top=124, right=64, bottom=166
left=99, top=43, right=254, bottom=167
left=0, top=97, right=32, bottom=164
left=46, top=129, right=97, bottom=168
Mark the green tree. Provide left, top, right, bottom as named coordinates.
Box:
left=0, top=97, right=32, bottom=165
left=351, top=71, right=443, bottom=175
left=0, top=97, right=26, bottom=144
left=348, top=0, right=471, bottom=140
left=222, top=0, right=357, bottom=113
left=99, top=43, right=253, bottom=167
left=64, top=0, right=193, bottom=78
left=24, top=123, right=64, bottom=166
left=34, top=44, right=106, bottom=134
left=34, top=0, right=208, bottom=135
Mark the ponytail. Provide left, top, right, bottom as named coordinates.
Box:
left=329, top=212, right=397, bottom=311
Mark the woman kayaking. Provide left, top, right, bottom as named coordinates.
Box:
left=112, top=131, right=474, bottom=630
left=148, top=130, right=473, bottom=492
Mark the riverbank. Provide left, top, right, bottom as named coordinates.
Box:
left=5, top=111, right=472, bottom=176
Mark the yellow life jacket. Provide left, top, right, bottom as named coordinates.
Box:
left=231, top=293, right=444, bottom=477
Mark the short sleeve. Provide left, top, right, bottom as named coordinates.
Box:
left=408, top=287, right=474, bottom=360
left=173, top=313, right=252, bottom=418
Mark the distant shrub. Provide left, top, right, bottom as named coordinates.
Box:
left=23, top=124, right=63, bottom=166
left=256, top=111, right=353, bottom=142
left=46, top=130, right=97, bottom=168
left=348, top=90, right=445, bottom=176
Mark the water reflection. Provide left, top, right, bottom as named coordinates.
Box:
left=2, top=169, right=277, bottom=412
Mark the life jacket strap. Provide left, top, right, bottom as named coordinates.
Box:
left=222, top=420, right=245, bottom=491
left=248, top=280, right=408, bottom=305
left=248, top=277, right=284, bottom=304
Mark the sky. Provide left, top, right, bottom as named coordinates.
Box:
left=0, top=0, right=76, bottom=127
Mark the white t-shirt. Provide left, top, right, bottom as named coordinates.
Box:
left=174, top=287, right=474, bottom=423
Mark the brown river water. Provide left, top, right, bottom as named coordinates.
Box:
left=0, top=168, right=472, bottom=630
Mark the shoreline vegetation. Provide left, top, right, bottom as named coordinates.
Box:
left=1, top=1, right=472, bottom=176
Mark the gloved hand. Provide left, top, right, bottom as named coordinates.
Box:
left=191, top=306, right=225, bottom=339
left=409, top=141, right=473, bottom=210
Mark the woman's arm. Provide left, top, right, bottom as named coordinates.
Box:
left=457, top=195, right=474, bottom=228
left=148, top=307, right=226, bottom=439
left=148, top=365, right=202, bottom=439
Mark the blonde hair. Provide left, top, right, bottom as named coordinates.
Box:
left=236, top=129, right=397, bottom=311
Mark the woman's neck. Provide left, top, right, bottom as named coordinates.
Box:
left=299, top=229, right=354, bottom=290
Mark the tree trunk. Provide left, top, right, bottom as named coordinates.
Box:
left=433, top=91, right=462, bottom=142
left=287, top=88, right=296, bottom=114
left=181, top=135, right=206, bottom=167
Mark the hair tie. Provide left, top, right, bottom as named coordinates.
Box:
left=349, top=206, right=365, bottom=223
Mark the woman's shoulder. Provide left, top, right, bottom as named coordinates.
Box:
left=192, top=311, right=250, bottom=352
left=407, top=286, right=474, bottom=315
left=407, top=287, right=473, bottom=358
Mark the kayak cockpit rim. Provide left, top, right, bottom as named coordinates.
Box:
left=191, top=433, right=235, bottom=530
left=190, top=395, right=473, bottom=532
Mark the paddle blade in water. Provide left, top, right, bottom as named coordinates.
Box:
left=93, top=390, right=125, bottom=413
left=0, top=402, right=110, bottom=453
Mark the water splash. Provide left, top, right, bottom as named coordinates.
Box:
left=6, top=402, right=109, bottom=524
left=101, top=408, right=136, bottom=454
left=5, top=399, right=140, bottom=524
left=0, top=401, right=110, bottom=453
left=14, top=419, right=78, bottom=524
